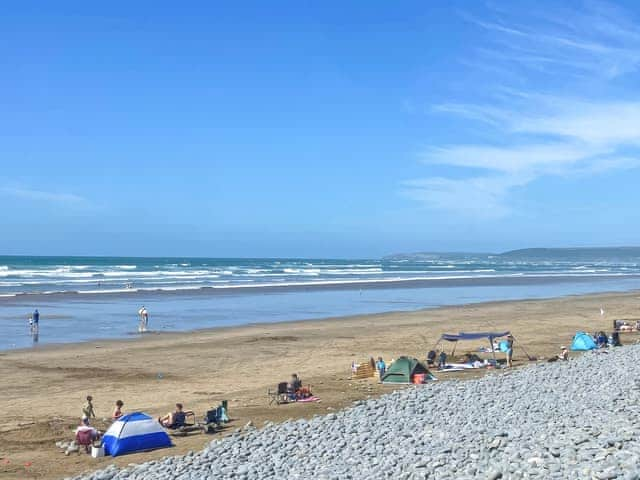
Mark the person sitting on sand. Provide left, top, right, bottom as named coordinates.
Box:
left=82, top=395, right=96, bottom=422
left=75, top=417, right=100, bottom=452
left=290, top=373, right=302, bottom=392
left=287, top=373, right=303, bottom=400
left=159, top=403, right=186, bottom=428
left=558, top=346, right=569, bottom=361
left=596, top=331, right=608, bottom=348
left=610, top=331, right=622, bottom=347
left=112, top=400, right=124, bottom=420
left=296, top=385, right=313, bottom=400
left=427, top=350, right=437, bottom=367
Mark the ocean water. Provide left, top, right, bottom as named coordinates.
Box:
left=1, top=253, right=639, bottom=350
left=1, top=254, right=639, bottom=297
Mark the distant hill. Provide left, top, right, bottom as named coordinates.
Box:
left=385, top=247, right=640, bottom=262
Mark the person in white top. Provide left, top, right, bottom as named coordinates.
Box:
left=558, top=346, right=569, bottom=361
left=137, top=306, right=149, bottom=332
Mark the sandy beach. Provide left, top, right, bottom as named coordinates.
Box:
left=1, top=290, right=639, bottom=480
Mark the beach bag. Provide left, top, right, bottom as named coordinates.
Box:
left=219, top=406, right=229, bottom=423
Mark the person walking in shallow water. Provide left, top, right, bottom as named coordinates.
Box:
left=137, top=306, right=149, bottom=332
left=32, top=309, right=39, bottom=334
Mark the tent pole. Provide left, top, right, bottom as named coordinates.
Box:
left=451, top=341, right=457, bottom=358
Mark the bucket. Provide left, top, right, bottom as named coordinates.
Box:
left=413, top=373, right=426, bottom=384
left=91, top=445, right=105, bottom=458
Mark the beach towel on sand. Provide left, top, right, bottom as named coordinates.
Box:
left=297, top=396, right=320, bottom=403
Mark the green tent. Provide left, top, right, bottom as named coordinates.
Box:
left=381, top=356, right=433, bottom=384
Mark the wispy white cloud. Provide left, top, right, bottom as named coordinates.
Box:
left=404, top=2, right=640, bottom=218
left=403, top=174, right=529, bottom=218
left=467, top=2, right=640, bottom=79
left=0, top=186, right=89, bottom=206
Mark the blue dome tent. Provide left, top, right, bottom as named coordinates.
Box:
left=103, top=412, right=172, bottom=456
left=570, top=332, right=597, bottom=351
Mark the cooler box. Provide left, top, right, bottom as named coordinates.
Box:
left=91, top=445, right=105, bottom=458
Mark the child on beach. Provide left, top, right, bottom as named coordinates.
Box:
left=82, top=395, right=96, bottom=422
left=376, top=357, right=386, bottom=378
left=112, top=400, right=124, bottom=420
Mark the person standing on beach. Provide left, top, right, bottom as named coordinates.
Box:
left=438, top=350, right=447, bottom=370
left=376, top=357, right=386, bottom=378
left=506, top=335, right=514, bottom=368
left=32, top=309, right=39, bottom=334
left=82, top=395, right=96, bottom=422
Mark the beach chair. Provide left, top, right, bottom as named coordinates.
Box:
left=268, top=382, right=291, bottom=405
left=167, top=411, right=203, bottom=437
left=202, top=407, right=223, bottom=433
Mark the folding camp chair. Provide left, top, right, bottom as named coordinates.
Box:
left=168, top=411, right=203, bottom=437
left=202, top=407, right=223, bottom=433
left=268, top=382, right=291, bottom=405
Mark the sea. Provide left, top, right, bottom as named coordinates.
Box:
left=1, top=251, right=639, bottom=350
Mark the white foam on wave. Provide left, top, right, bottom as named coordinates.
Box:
left=0, top=269, right=96, bottom=278
left=77, top=288, right=139, bottom=294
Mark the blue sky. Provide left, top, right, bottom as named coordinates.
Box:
left=2, top=1, right=640, bottom=257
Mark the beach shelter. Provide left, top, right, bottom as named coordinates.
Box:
left=439, top=331, right=511, bottom=361
left=381, top=356, right=432, bottom=384
left=570, top=332, right=597, bottom=351
left=102, top=412, right=172, bottom=457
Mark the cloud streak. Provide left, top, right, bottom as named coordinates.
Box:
left=404, top=2, right=640, bottom=218
left=466, top=2, right=640, bottom=79
left=0, top=186, right=89, bottom=206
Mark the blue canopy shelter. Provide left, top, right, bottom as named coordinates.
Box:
left=438, top=331, right=511, bottom=361
left=570, top=332, right=597, bottom=351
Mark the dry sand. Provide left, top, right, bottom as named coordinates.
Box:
left=1, top=291, right=639, bottom=480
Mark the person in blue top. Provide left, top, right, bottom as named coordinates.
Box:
left=505, top=335, right=514, bottom=368
left=438, top=350, right=447, bottom=370
left=376, top=357, right=386, bottom=378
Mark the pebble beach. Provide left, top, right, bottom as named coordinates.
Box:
left=70, top=344, right=640, bottom=480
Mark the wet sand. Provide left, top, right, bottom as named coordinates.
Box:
left=1, top=291, right=639, bottom=480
